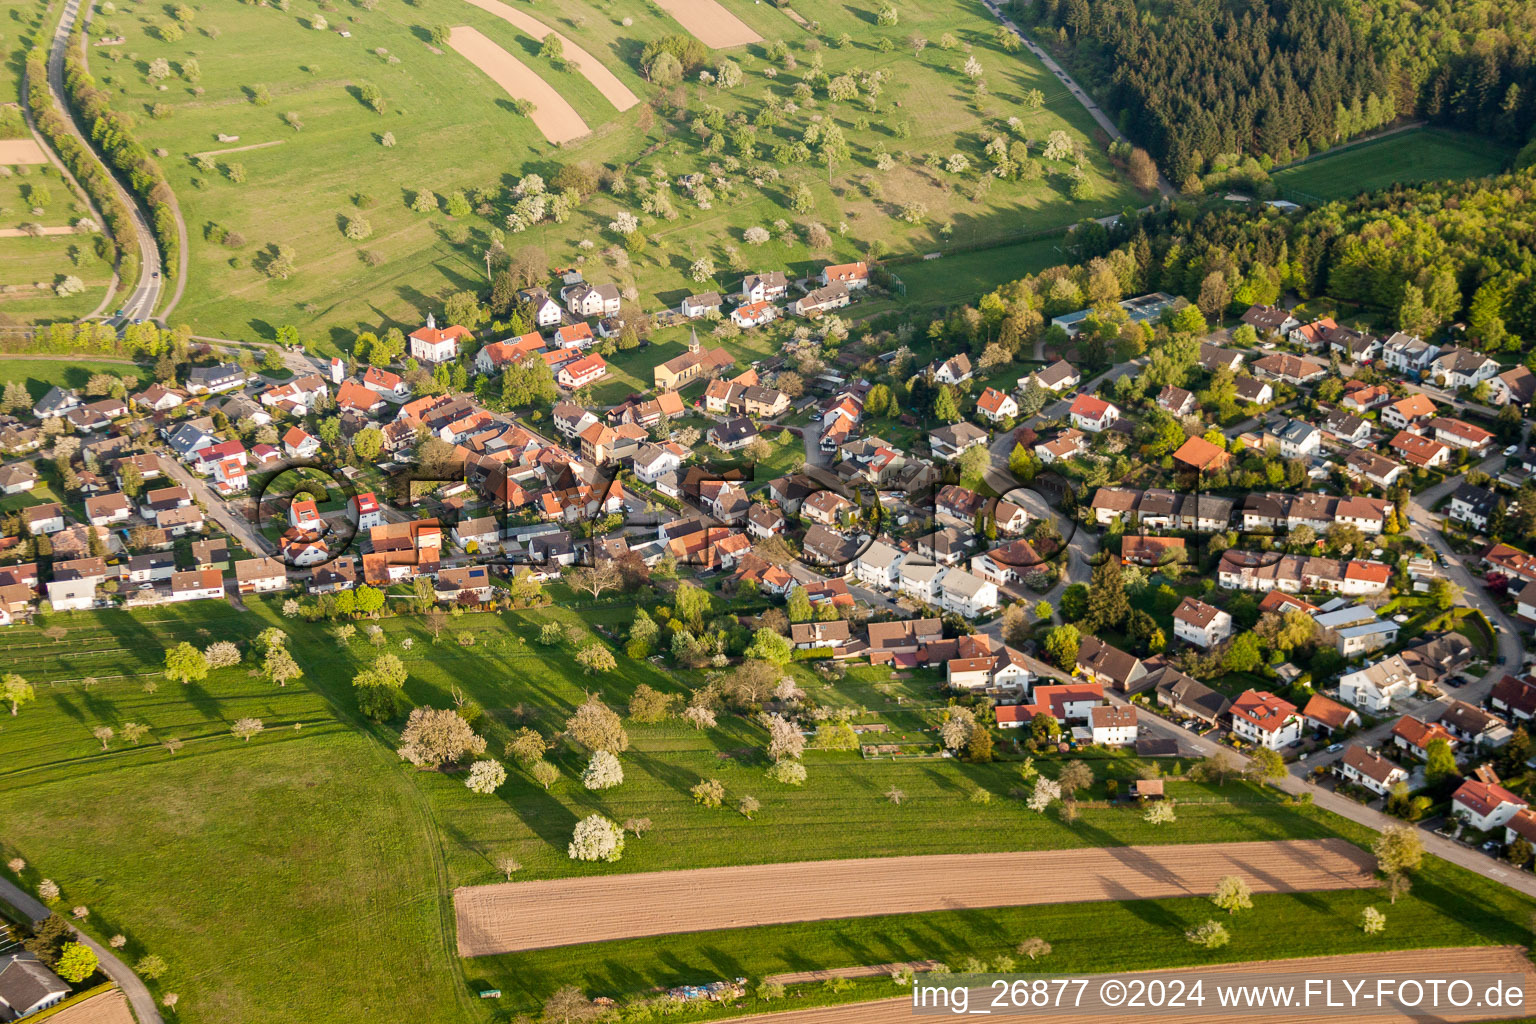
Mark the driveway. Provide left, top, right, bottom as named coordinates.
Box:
left=0, top=877, right=164, bottom=1024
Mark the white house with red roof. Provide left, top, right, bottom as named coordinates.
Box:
left=975, top=387, right=1018, bottom=423
left=212, top=457, right=248, bottom=496
left=349, top=492, right=384, bottom=531
left=1016, top=682, right=1105, bottom=727
left=190, top=439, right=247, bottom=476
left=289, top=499, right=323, bottom=531
left=336, top=380, right=388, bottom=416
left=1453, top=769, right=1527, bottom=831
left=1391, top=714, right=1457, bottom=759
left=362, top=365, right=411, bottom=400
left=819, top=261, right=869, bottom=290
left=732, top=301, right=777, bottom=328
left=1230, top=689, right=1301, bottom=749
left=475, top=333, right=546, bottom=372
left=409, top=314, right=471, bottom=363
left=557, top=353, right=609, bottom=390
left=1068, top=394, right=1119, bottom=432
left=554, top=322, right=595, bottom=350
left=283, top=426, right=321, bottom=459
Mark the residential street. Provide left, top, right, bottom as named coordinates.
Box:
left=0, top=877, right=164, bottom=1024
left=160, top=459, right=274, bottom=558
left=1126, top=702, right=1536, bottom=899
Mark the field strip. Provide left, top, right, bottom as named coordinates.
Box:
left=764, top=961, right=942, bottom=986
left=0, top=226, right=77, bottom=237
left=189, top=140, right=285, bottom=160
left=446, top=26, right=589, bottom=144
left=712, top=948, right=1533, bottom=1024
left=0, top=138, right=49, bottom=164
left=651, top=0, right=761, bottom=48
left=453, top=839, right=1375, bottom=956
left=41, top=988, right=136, bottom=1024
left=460, top=0, right=639, bottom=111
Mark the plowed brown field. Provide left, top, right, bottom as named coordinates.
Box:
left=651, top=0, right=761, bottom=48
left=455, top=839, right=1375, bottom=956
left=43, top=989, right=135, bottom=1024
left=712, top=948, right=1533, bottom=1024
left=447, top=26, right=589, bottom=144
left=461, top=0, right=639, bottom=110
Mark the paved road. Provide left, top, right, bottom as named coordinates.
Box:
left=159, top=459, right=274, bottom=557
left=0, top=877, right=164, bottom=1024
left=978, top=0, right=1178, bottom=198
left=1124, top=701, right=1536, bottom=898
left=46, top=0, right=161, bottom=325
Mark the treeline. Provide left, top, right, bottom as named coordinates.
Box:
left=24, top=48, right=133, bottom=283
left=1015, top=0, right=1536, bottom=183
left=61, top=30, right=179, bottom=281
left=1068, top=168, right=1536, bottom=350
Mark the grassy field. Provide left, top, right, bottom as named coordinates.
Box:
left=0, top=0, right=118, bottom=324
left=1271, top=127, right=1515, bottom=202
left=77, top=0, right=1138, bottom=345
left=3, top=598, right=1527, bottom=1024
left=0, top=355, right=144, bottom=400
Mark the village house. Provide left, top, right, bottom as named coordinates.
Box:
left=563, top=281, right=622, bottom=318
left=1241, top=303, right=1300, bottom=336
left=1199, top=344, right=1245, bottom=374
left=0, top=462, right=37, bottom=495
left=1380, top=393, right=1438, bottom=431
left=1076, top=635, right=1148, bottom=693
left=1389, top=430, right=1451, bottom=469
left=1303, top=694, right=1361, bottom=735
left=976, top=387, right=1018, bottom=423
left=0, top=952, right=70, bottom=1018
left=1027, top=359, right=1080, bottom=393
left=1089, top=704, right=1139, bottom=746
left=1217, top=550, right=1391, bottom=596
left=1270, top=418, right=1322, bottom=458
left=475, top=333, right=546, bottom=373
left=820, top=261, right=869, bottom=289
left=557, top=353, right=609, bottom=390
left=1342, top=381, right=1391, bottom=411
left=1381, top=333, right=1440, bottom=375
left=1391, top=715, right=1456, bottom=760
left=1234, top=377, right=1274, bottom=405
left=1171, top=597, right=1232, bottom=648
left=1252, top=353, right=1327, bottom=386
left=436, top=565, right=494, bottom=604
left=1453, top=768, right=1527, bottom=831
left=1449, top=482, right=1499, bottom=531
left=1287, top=317, right=1336, bottom=350
left=185, top=362, right=248, bottom=395
left=1337, top=745, right=1408, bottom=795
left=929, top=422, right=989, bottom=462
left=1316, top=604, right=1399, bottom=656
left=1154, top=669, right=1232, bottom=724
left=741, top=271, right=789, bottom=304
left=680, top=291, right=723, bottom=318
left=1429, top=416, right=1495, bottom=455
left=520, top=287, right=564, bottom=328
left=363, top=365, right=411, bottom=401
left=1490, top=366, right=1536, bottom=407
left=708, top=418, right=759, bottom=452
left=1322, top=409, right=1371, bottom=444
left=1345, top=450, right=1406, bottom=489
left=1230, top=689, right=1301, bottom=749
left=790, top=282, right=851, bottom=318
left=1429, top=346, right=1501, bottom=389
left=1036, top=428, right=1086, bottom=465
left=1485, top=542, right=1536, bottom=585
left=1339, top=654, right=1418, bottom=711
left=1440, top=700, right=1507, bottom=748
left=1157, top=385, right=1196, bottom=417
left=409, top=314, right=471, bottom=363
left=234, top=557, right=289, bottom=594
left=654, top=332, right=734, bottom=389
left=349, top=492, right=385, bottom=531
left=170, top=568, right=226, bottom=603
left=1068, top=393, right=1119, bottom=432
left=336, top=381, right=388, bottom=416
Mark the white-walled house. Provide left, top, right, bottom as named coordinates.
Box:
left=1453, top=778, right=1527, bottom=832
left=934, top=568, right=998, bottom=619
left=1068, top=393, right=1119, bottom=432
left=1336, top=745, right=1408, bottom=796
left=1171, top=597, right=1232, bottom=648
left=1089, top=704, right=1138, bottom=746
left=1339, top=654, right=1418, bottom=712
left=854, top=540, right=903, bottom=590
left=1230, top=689, right=1301, bottom=749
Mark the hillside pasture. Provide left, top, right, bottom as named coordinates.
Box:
left=447, top=26, right=589, bottom=144
left=76, top=0, right=1136, bottom=345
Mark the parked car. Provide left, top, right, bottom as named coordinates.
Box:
left=1506, top=445, right=1520, bottom=456
left=1327, top=743, right=1343, bottom=753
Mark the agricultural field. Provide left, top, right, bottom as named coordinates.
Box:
left=0, top=0, right=118, bottom=324
left=1270, top=127, right=1515, bottom=203
left=0, top=354, right=142, bottom=399
left=77, top=0, right=1138, bottom=345
left=2, top=599, right=1534, bottom=1024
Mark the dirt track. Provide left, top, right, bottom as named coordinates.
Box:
left=651, top=0, right=761, bottom=48
left=447, top=26, right=589, bottom=144
left=44, top=989, right=135, bottom=1024
left=462, top=0, right=638, bottom=110
left=455, top=839, right=1375, bottom=956
left=0, top=139, right=49, bottom=164
left=716, top=948, right=1533, bottom=1024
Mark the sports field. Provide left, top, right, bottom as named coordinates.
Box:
left=1271, top=128, right=1514, bottom=202
left=73, top=0, right=1136, bottom=344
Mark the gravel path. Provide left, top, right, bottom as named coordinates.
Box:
left=454, top=839, right=1374, bottom=956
